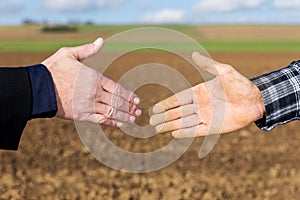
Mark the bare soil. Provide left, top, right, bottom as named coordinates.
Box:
left=0, top=51, right=300, bottom=200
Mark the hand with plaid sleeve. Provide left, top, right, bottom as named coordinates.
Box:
left=150, top=52, right=300, bottom=138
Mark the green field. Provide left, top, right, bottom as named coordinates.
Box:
left=1, top=25, right=300, bottom=52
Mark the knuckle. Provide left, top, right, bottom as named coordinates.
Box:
left=175, top=108, right=182, bottom=117
left=98, top=74, right=105, bottom=85
left=195, top=105, right=200, bottom=114
left=96, top=115, right=107, bottom=124
left=111, top=120, right=118, bottom=127
left=112, top=97, right=123, bottom=109
left=114, top=84, right=121, bottom=95
left=118, top=111, right=130, bottom=122
left=114, top=112, right=125, bottom=121
left=107, top=107, right=116, bottom=118
left=117, top=99, right=124, bottom=107
left=129, top=104, right=136, bottom=115
left=58, top=47, right=69, bottom=54
left=95, top=87, right=103, bottom=99
left=128, top=92, right=134, bottom=102
left=165, top=111, right=172, bottom=119
left=156, top=124, right=163, bottom=133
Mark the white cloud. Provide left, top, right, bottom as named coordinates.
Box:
left=0, top=1, right=24, bottom=13
left=143, top=9, right=185, bottom=24
left=97, top=0, right=128, bottom=8
left=274, top=0, right=300, bottom=9
left=44, top=0, right=128, bottom=11
left=195, top=0, right=266, bottom=12
left=44, top=0, right=94, bottom=11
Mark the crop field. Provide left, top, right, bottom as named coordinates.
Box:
left=1, top=25, right=300, bottom=52
left=0, top=25, right=300, bottom=199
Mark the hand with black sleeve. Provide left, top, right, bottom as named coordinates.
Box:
left=0, top=38, right=141, bottom=150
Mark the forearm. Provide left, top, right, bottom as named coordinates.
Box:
left=251, top=60, right=300, bottom=130
left=0, top=65, right=57, bottom=150
left=0, top=67, right=32, bottom=150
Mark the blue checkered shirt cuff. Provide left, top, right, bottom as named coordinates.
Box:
left=250, top=60, right=300, bottom=130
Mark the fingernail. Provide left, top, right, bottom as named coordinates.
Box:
left=93, top=38, right=103, bottom=45
left=130, top=116, right=136, bottom=123
left=134, top=97, right=140, bottom=105
left=152, top=104, right=164, bottom=113
left=117, top=122, right=124, bottom=127
left=135, top=109, right=142, bottom=116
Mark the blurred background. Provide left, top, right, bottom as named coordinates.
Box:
left=1, top=0, right=300, bottom=199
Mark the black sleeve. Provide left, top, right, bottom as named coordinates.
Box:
left=0, top=68, right=32, bottom=150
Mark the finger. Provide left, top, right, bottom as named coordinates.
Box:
left=172, top=125, right=208, bottom=138
left=192, top=52, right=220, bottom=76
left=71, top=38, right=104, bottom=61
left=102, top=119, right=118, bottom=128
left=95, top=103, right=135, bottom=123
left=100, top=117, right=120, bottom=128
left=152, top=88, right=193, bottom=113
left=100, top=76, right=140, bottom=105
left=130, top=104, right=142, bottom=116
left=92, top=113, right=124, bottom=128
left=96, top=90, right=130, bottom=110
left=150, top=104, right=198, bottom=126
left=96, top=90, right=140, bottom=115
left=102, top=119, right=128, bottom=128
left=155, top=114, right=203, bottom=133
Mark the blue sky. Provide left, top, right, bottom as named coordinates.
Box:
left=1, top=0, right=300, bottom=25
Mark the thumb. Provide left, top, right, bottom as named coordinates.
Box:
left=71, top=38, right=104, bottom=61
left=192, top=52, right=220, bottom=75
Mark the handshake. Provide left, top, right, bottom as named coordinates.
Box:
left=43, top=38, right=265, bottom=138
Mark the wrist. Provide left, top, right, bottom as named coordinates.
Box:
left=253, top=84, right=266, bottom=122
left=257, top=91, right=266, bottom=121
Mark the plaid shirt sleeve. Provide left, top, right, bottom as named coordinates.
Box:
left=250, top=60, right=300, bottom=131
